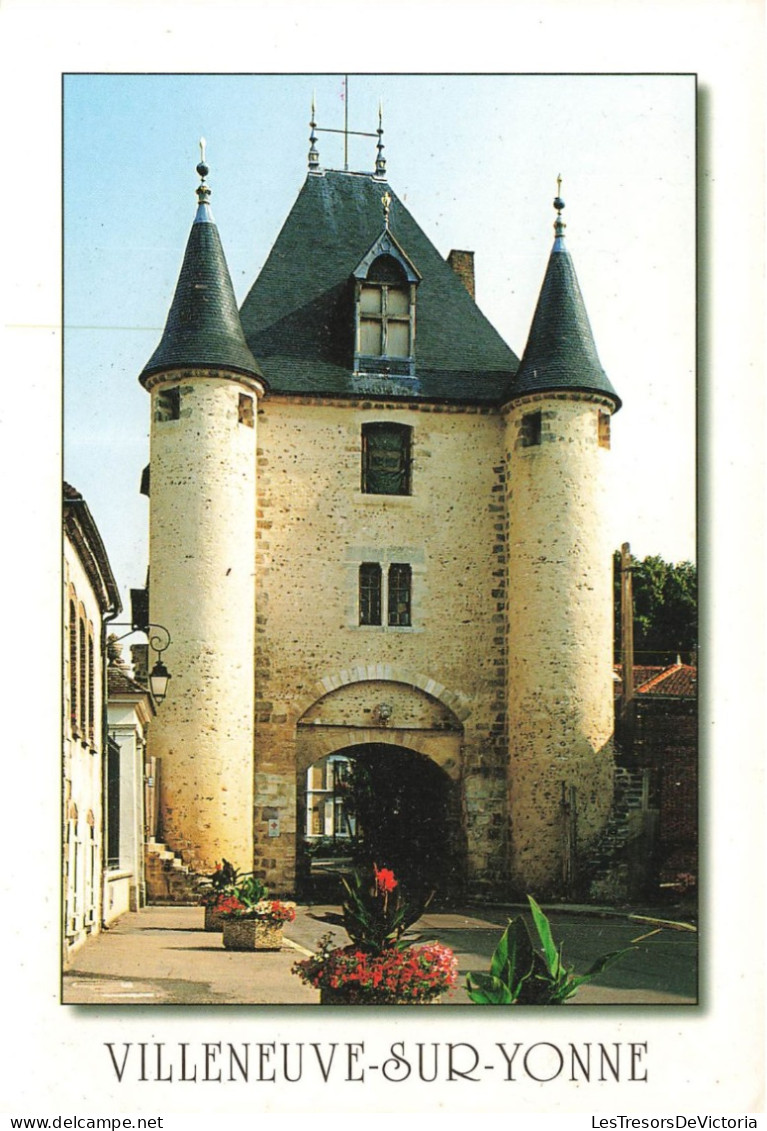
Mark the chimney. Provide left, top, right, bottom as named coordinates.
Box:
left=447, top=249, right=475, bottom=300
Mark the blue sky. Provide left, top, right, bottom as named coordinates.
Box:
left=63, top=73, right=696, bottom=606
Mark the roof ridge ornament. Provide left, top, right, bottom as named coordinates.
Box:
left=375, top=101, right=386, bottom=178
left=308, top=78, right=384, bottom=176
left=194, top=138, right=213, bottom=222
left=196, top=137, right=211, bottom=205
left=553, top=174, right=566, bottom=243
left=382, top=190, right=392, bottom=230
left=308, top=95, right=320, bottom=172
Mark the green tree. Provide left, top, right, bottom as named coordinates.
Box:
left=614, top=551, right=697, bottom=665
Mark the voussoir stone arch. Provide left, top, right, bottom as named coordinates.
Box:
left=295, top=663, right=472, bottom=724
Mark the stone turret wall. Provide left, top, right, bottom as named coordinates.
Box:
left=504, top=392, right=616, bottom=895
left=147, top=370, right=260, bottom=873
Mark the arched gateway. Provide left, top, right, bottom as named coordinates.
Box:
left=295, top=677, right=466, bottom=899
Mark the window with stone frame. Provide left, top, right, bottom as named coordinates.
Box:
left=87, top=632, right=95, bottom=744
left=361, top=422, right=412, bottom=495
left=79, top=617, right=88, bottom=740
left=598, top=409, right=611, bottom=449
left=155, top=385, right=180, bottom=422
left=359, top=562, right=383, bottom=625
left=387, top=563, right=412, bottom=627
left=238, top=392, right=254, bottom=427
left=520, top=409, right=542, bottom=447
left=358, top=561, right=412, bottom=627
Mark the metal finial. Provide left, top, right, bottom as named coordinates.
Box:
left=196, top=138, right=211, bottom=206
left=308, top=95, right=320, bottom=172
left=381, top=190, right=391, bottom=229
left=375, top=100, right=386, bottom=178
left=553, top=174, right=566, bottom=239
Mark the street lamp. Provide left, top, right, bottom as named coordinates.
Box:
left=148, top=658, right=171, bottom=703
left=109, top=621, right=172, bottom=703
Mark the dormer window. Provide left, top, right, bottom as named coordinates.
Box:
left=353, top=231, right=420, bottom=378
left=358, top=256, right=413, bottom=361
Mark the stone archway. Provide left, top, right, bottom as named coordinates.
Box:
left=295, top=676, right=467, bottom=901
left=300, top=742, right=464, bottom=903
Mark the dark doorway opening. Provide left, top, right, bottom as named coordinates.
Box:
left=299, top=742, right=464, bottom=904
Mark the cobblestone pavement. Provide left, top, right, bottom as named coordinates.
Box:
left=62, top=903, right=698, bottom=1007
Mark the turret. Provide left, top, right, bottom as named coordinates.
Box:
left=140, top=145, right=264, bottom=872
left=504, top=183, right=620, bottom=895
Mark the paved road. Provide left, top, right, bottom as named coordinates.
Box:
left=62, top=903, right=697, bottom=1007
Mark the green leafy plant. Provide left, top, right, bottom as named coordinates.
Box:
left=199, top=858, right=241, bottom=907
left=341, top=864, right=432, bottom=953
left=467, top=896, right=634, bottom=1005
left=232, top=873, right=269, bottom=908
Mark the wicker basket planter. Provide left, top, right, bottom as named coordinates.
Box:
left=204, top=905, right=229, bottom=932
left=222, top=918, right=285, bottom=951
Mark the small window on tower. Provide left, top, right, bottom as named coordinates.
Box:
left=238, top=393, right=254, bottom=427
left=361, top=422, right=412, bottom=495
left=598, top=410, right=611, bottom=449
left=359, top=563, right=383, bottom=625
left=155, top=386, right=180, bottom=422
left=387, top=563, right=412, bottom=627
left=521, top=410, right=542, bottom=447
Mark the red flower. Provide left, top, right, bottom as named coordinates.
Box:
left=374, top=866, right=398, bottom=894
left=292, top=939, right=457, bottom=1003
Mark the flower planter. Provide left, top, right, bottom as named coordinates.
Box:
left=203, top=905, right=228, bottom=932
left=222, top=918, right=285, bottom=951
left=320, top=988, right=441, bottom=1006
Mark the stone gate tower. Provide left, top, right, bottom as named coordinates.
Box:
left=136, top=128, right=622, bottom=899
left=504, top=189, right=621, bottom=894
left=139, top=154, right=265, bottom=872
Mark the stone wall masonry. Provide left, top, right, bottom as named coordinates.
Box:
left=299, top=678, right=462, bottom=736
left=505, top=395, right=616, bottom=895
left=254, top=398, right=509, bottom=892
left=147, top=373, right=258, bottom=873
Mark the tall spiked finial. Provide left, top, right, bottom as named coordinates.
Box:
left=195, top=138, right=212, bottom=216
left=375, top=100, right=387, bottom=178
left=553, top=174, right=566, bottom=243
left=308, top=95, right=320, bottom=172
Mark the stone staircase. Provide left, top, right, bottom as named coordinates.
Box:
left=144, top=839, right=203, bottom=905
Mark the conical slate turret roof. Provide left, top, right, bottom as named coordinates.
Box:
left=508, top=193, right=620, bottom=409
left=140, top=159, right=263, bottom=386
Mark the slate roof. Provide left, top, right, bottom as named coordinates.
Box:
left=108, top=664, right=151, bottom=698
left=239, top=170, right=519, bottom=403
left=140, top=201, right=263, bottom=386
left=509, top=233, right=621, bottom=409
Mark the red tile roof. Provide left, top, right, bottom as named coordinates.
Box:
left=614, top=663, right=697, bottom=698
